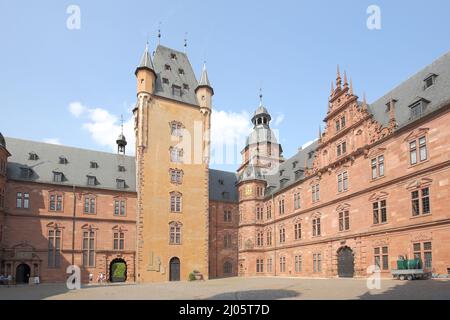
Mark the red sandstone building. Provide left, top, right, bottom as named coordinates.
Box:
left=1, top=46, right=449, bottom=284
left=237, top=52, right=450, bottom=278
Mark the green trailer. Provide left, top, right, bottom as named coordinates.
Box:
left=391, top=257, right=431, bottom=281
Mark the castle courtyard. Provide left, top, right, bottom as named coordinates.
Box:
left=1, top=277, right=449, bottom=300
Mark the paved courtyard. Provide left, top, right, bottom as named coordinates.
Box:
left=0, top=277, right=449, bottom=300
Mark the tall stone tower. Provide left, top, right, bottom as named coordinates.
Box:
left=236, top=96, right=282, bottom=276
left=134, top=43, right=213, bottom=282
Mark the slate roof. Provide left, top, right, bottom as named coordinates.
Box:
left=367, top=51, right=450, bottom=129
left=152, top=45, right=200, bottom=106
left=5, top=137, right=136, bottom=192
left=209, top=169, right=239, bottom=203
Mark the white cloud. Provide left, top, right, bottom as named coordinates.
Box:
left=68, top=102, right=135, bottom=155
left=69, top=102, right=86, bottom=118
left=274, top=113, right=285, bottom=126
left=210, top=110, right=252, bottom=165
left=43, top=138, right=62, bottom=145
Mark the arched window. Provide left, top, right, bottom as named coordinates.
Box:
left=169, top=222, right=182, bottom=245
left=223, top=261, right=232, bottom=274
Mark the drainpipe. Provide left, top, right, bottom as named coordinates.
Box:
left=72, top=185, right=76, bottom=266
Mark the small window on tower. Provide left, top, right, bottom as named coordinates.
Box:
left=162, top=78, right=169, bottom=85
left=118, top=165, right=126, bottom=172
left=59, top=156, right=68, bottom=165
left=183, top=84, right=189, bottom=90
left=164, top=64, right=171, bottom=71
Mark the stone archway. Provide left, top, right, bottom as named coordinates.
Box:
left=109, top=258, right=127, bottom=283
left=16, top=263, right=31, bottom=284
left=337, top=246, right=355, bottom=278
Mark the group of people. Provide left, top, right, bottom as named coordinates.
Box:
left=89, top=272, right=107, bottom=284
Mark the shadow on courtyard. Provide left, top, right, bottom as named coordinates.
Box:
left=358, top=279, right=450, bottom=300
left=206, top=289, right=300, bottom=300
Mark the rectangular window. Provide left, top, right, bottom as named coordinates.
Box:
left=295, top=255, right=302, bottom=273
left=267, top=258, right=273, bottom=273
left=113, top=232, right=124, bottom=250
left=313, top=253, right=322, bottom=273
left=279, top=228, right=285, bottom=243
left=378, top=155, right=385, bottom=177
left=87, top=176, right=96, bottom=186
left=419, top=137, right=427, bottom=161
left=410, top=141, right=417, bottom=165
left=412, top=187, right=430, bottom=216
left=49, top=194, right=61, bottom=211
left=371, top=158, right=377, bottom=179
left=23, top=192, right=29, bottom=209
left=339, top=211, right=350, bottom=231
left=48, top=229, right=61, bottom=268
left=56, top=195, right=63, bottom=211
left=279, top=257, right=286, bottom=273
left=170, top=194, right=182, bottom=213
left=374, top=246, right=389, bottom=270
left=256, top=259, right=264, bottom=273
left=82, top=231, right=95, bottom=267
left=53, top=172, right=63, bottom=182
left=294, top=192, right=301, bottom=210
left=170, top=225, right=181, bottom=245
left=338, top=172, right=348, bottom=192
left=312, top=184, right=320, bottom=202
left=266, top=231, right=272, bottom=246
left=312, top=218, right=321, bottom=237
left=413, top=242, right=432, bottom=269
left=16, top=192, right=23, bottom=208
left=116, top=179, right=125, bottom=189
left=373, top=200, right=387, bottom=224
left=294, top=223, right=302, bottom=240
left=266, top=204, right=272, bottom=220
left=278, top=199, right=285, bottom=215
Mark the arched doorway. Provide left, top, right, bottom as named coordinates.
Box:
left=16, top=263, right=31, bottom=284
left=169, top=257, right=180, bottom=281
left=337, top=247, right=355, bottom=278
left=109, top=258, right=127, bottom=283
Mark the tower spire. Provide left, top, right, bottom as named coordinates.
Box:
left=259, top=88, right=263, bottom=106
left=330, top=81, right=334, bottom=95
left=158, top=22, right=162, bottom=45
left=116, top=114, right=127, bottom=155
left=195, top=62, right=214, bottom=95
left=336, top=65, right=342, bottom=89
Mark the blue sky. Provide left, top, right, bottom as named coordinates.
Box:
left=1, top=0, right=449, bottom=172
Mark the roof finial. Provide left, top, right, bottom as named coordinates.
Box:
left=158, top=22, right=162, bottom=45
left=336, top=64, right=342, bottom=88
left=362, top=92, right=367, bottom=111
left=259, top=87, right=263, bottom=106
left=184, top=32, right=188, bottom=53
left=120, top=114, right=124, bottom=134
left=349, top=78, right=353, bottom=95
left=318, top=125, right=322, bottom=140
left=330, top=81, right=335, bottom=95
left=344, top=70, right=348, bottom=88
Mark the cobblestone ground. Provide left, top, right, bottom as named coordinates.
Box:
left=0, top=277, right=449, bottom=300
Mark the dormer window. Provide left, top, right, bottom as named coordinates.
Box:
left=172, top=85, right=182, bottom=97
left=295, top=169, right=304, bottom=180
left=183, top=83, right=189, bottom=90
left=178, top=68, right=185, bottom=75
left=87, top=176, right=97, bottom=186
left=164, top=64, right=171, bottom=71
left=53, top=172, right=64, bottom=183
left=90, top=161, right=98, bottom=169
left=170, top=53, right=177, bottom=60
left=118, top=165, right=126, bottom=172
left=162, top=78, right=169, bottom=85
left=116, top=179, right=126, bottom=189
left=308, top=151, right=314, bottom=159
left=279, top=170, right=285, bottom=177
left=59, top=156, right=68, bottom=165
left=292, top=161, right=298, bottom=169
left=424, top=74, right=437, bottom=89
left=218, top=179, right=224, bottom=185
left=20, top=167, right=32, bottom=179
left=410, top=100, right=428, bottom=120
left=29, top=152, right=39, bottom=161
